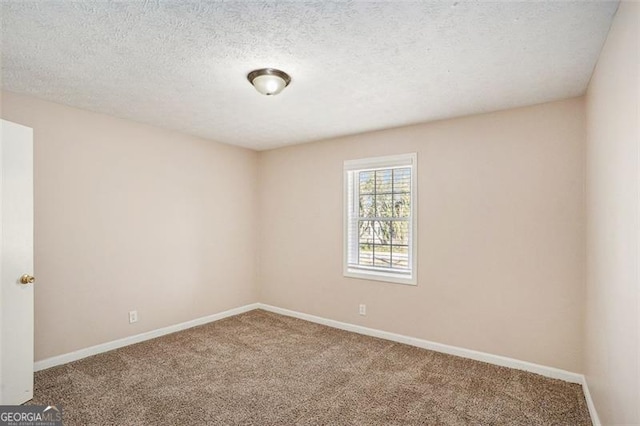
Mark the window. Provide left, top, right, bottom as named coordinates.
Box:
left=344, top=153, right=417, bottom=285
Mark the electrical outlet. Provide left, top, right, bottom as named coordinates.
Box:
left=129, top=310, right=138, bottom=324
left=359, top=304, right=366, bottom=316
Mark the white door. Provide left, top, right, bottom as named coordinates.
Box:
left=0, top=119, right=34, bottom=405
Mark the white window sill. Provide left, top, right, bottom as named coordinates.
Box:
left=344, top=268, right=417, bottom=286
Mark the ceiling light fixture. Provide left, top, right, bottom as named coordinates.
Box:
left=247, top=68, right=291, bottom=96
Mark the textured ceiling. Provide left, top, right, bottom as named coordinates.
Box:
left=0, top=1, right=618, bottom=150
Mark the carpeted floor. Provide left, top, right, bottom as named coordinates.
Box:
left=30, top=310, right=590, bottom=425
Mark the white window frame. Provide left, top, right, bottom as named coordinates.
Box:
left=343, top=153, right=417, bottom=286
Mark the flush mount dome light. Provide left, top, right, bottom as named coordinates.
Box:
left=247, top=68, right=291, bottom=96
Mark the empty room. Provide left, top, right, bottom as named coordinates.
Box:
left=0, top=1, right=638, bottom=425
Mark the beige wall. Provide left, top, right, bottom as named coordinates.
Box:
left=258, top=98, right=586, bottom=372
left=0, top=89, right=592, bottom=376
left=585, top=1, right=639, bottom=424
left=0, top=91, right=259, bottom=361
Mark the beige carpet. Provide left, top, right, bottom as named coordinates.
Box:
left=30, top=310, right=590, bottom=425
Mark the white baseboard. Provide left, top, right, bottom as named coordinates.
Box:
left=34, top=303, right=260, bottom=371
left=257, top=303, right=584, bottom=384
left=34, top=301, right=597, bottom=425
left=582, top=376, right=601, bottom=426
left=258, top=304, right=603, bottom=425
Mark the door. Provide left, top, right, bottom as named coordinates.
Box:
left=0, top=119, right=34, bottom=405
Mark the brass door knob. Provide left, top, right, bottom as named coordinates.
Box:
left=20, top=274, right=35, bottom=285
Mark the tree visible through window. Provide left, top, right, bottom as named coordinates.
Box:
left=357, top=168, right=411, bottom=269
left=344, top=154, right=417, bottom=285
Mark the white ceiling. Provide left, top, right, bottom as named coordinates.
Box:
left=0, top=1, right=618, bottom=150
